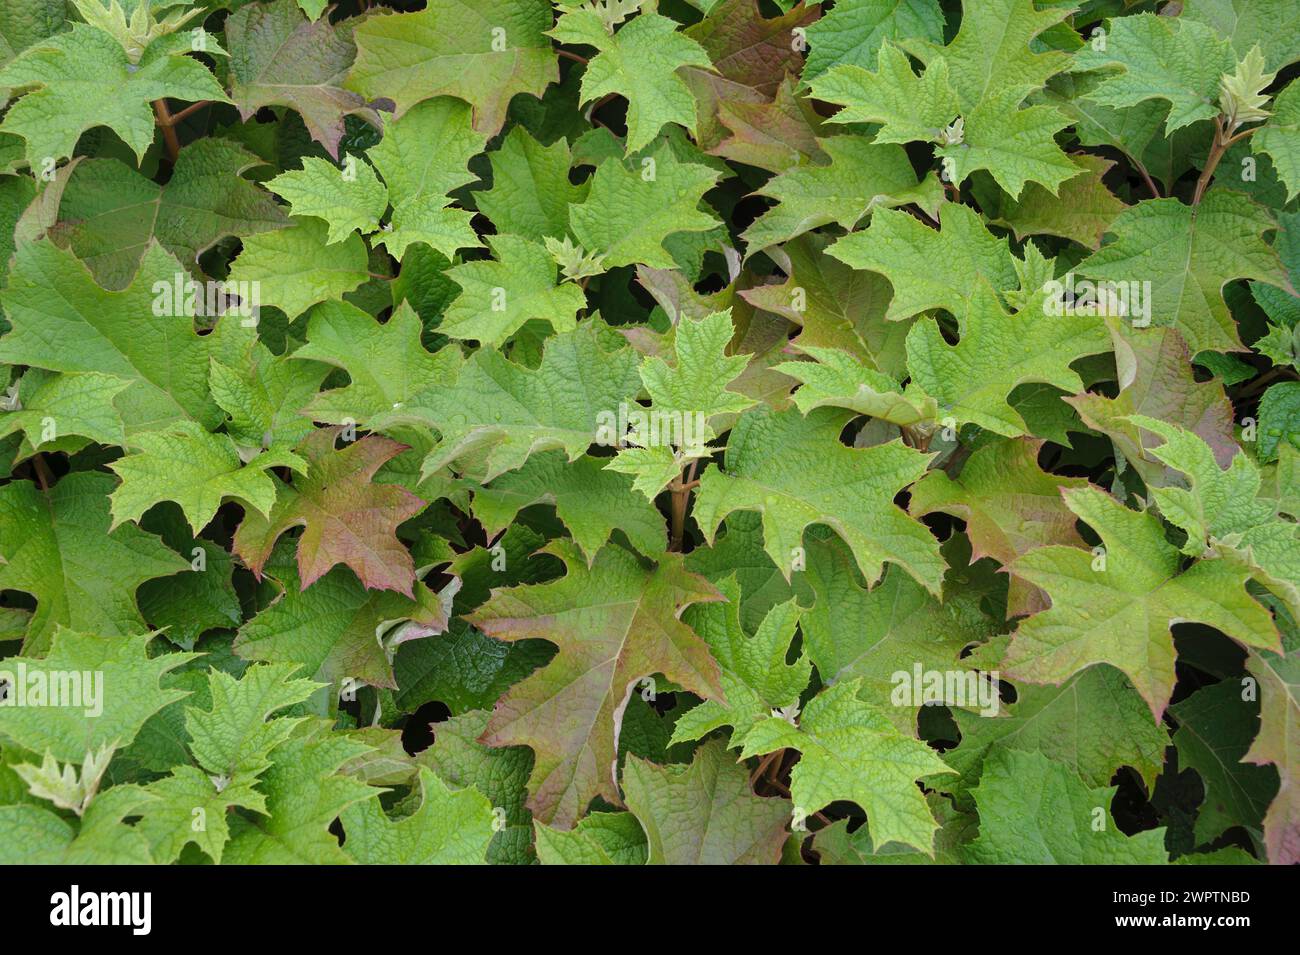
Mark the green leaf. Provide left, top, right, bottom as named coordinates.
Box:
left=48, top=139, right=288, bottom=289
left=137, top=663, right=319, bottom=864
left=983, top=154, right=1128, bottom=250
left=235, top=547, right=451, bottom=691
left=965, top=749, right=1168, bottom=863
left=475, top=126, right=587, bottom=241
left=827, top=203, right=1017, bottom=321
left=415, top=708, right=537, bottom=864
left=743, top=135, right=944, bottom=254
left=622, top=739, right=791, bottom=864
left=905, top=281, right=1111, bottom=436
left=108, top=420, right=300, bottom=534
left=342, top=766, right=495, bottom=864
left=368, top=96, right=487, bottom=261
left=569, top=147, right=722, bottom=270
left=0, top=629, right=195, bottom=762
left=1066, top=325, right=1236, bottom=487
left=739, top=678, right=954, bottom=854
left=0, top=23, right=228, bottom=165
left=534, top=810, right=647, bottom=865
left=1259, top=381, right=1300, bottom=463
left=1130, top=415, right=1300, bottom=618
left=809, top=42, right=959, bottom=144
left=1171, top=679, right=1277, bottom=846
left=1255, top=81, right=1300, bottom=203
left=670, top=576, right=809, bottom=747
left=0, top=241, right=249, bottom=432
left=0, top=473, right=187, bottom=654
left=695, top=405, right=943, bottom=591
left=774, top=345, right=935, bottom=428
left=294, top=300, right=442, bottom=425
left=1183, top=0, right=1300, bottom=72
left=945, top=656, right=1169, bottom=803
left=1069, top=13, right=1235, bottom=135
left=910, top=437, right=1087, bottom=611
left=0, top=370, right=129, bottom=455
left=347, top=0, right=557, bottom=137
left=1078, top=190, right=1291, bottom=354
left=551, top=10, right=712, bottom=155
left=1002, top=485, right=1280, bottom=719
left=1244, top=629, right=1300, bottom=864
left=466, top=541, right=723, bottom=828
left=266, top=155, right=387, bottom=244
left=227, top=219, right=369, bottom=320
left=472, top=451, right=666, bottom=561
left=388, top=321, right=642, bottom=483
left=222, top=730, right=376, bottom=864
left=0, top=785, right=157, bottom=864
left=440, top=234, right=586, bottom=346
left=801, top=0, right=944, bottom=81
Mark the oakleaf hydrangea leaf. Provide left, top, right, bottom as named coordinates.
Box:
left=0, top=22, right=228, bottom=165
left=1077, top=190, right=1291, bottom=354
left=0, top=473, right=187, bottom=654
left=108, top=420, right=302, bottom=534
left=475, top=127, right=587, bottom=241
left=1069, top=13, right=1235, bottom=135
left=801, top=0, right=944, bottom=81
left=0, top=629, right=195, bottom=762
left=1130, top=415, right=1300, bottom=617
left=739, top=678, right=954, bottom=854
left=233, top=428, right=426, bottom=596
left=226, top=0, right=376, bottom=159
left=368, top=97, right=487, bottom=261
left=471, top=452, right=666, bottom=562
left=695, top=405, right=943, bottom=591
left=222, top=730, right=376, bottom=864
left=235, top=550, right=454, bottom=691
left=266, top=155, right=387, bottom=245
left=347, top=0, right=557, bottom=137
left=48, top=138, right=289, bottom=289
left=551, top=10, right=713, bottom=155
left=669, top=576, right=809, bottom=748
left=622, top=739, right=791, bottom=864
left=467, top=541, right=723, bottom=828
left=965, top=749, right=1167, bottom=864
left=227, top=219, right=369, bottom=320
left=827, top=203, right=1017, bottom=321
left=569, top=147, right=722, bottom=270
left=342, top=766, right=495, bottom=864
left=743, top=135, right=944, bottom=254
left=905, top=281, right=1111, bottom=436
left=1002, top=485, right=1281, bottom=719
left=440, top=234, right=586, bottom=346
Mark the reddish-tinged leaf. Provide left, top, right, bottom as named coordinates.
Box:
left=233, top=428, right=424, bottom=595
left=468, top=542, right=724, bottom=829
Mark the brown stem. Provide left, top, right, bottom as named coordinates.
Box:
left=31, top=454, right=53, bottom=491
left=1132, top=157, right=1161, bottom=199
left=165, top=100, right=211, bottom=126
left=749, top=751, right=782, bottom=787
left=762, top=776, right=834, bottom=827
left=900, top=424, right=933, bottom=451
left=1192, top=120, right=1258, bottom=205
left=1236, top=364, right=1300, bottom=399
left=667, top=458, right=699, bottom=552
left=556, top=48, right=589, bottom=66
left=153, top=100, right=181, bottom=163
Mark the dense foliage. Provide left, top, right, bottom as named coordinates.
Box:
left=0, top=0, right=1297, bottom=866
